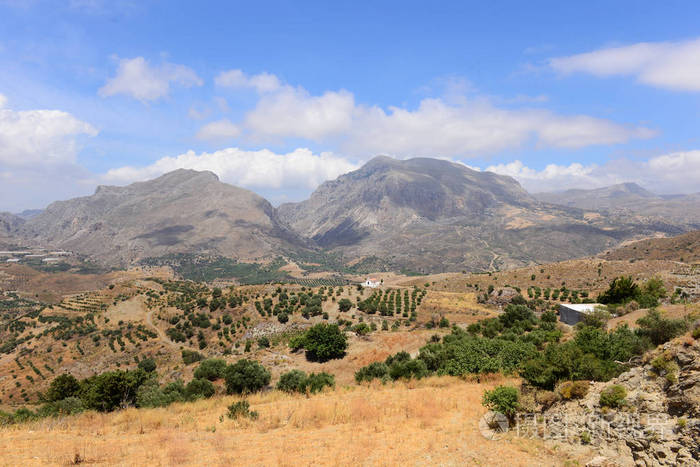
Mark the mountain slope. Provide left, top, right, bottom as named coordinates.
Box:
left=534, top=184, right=700, bottom=228
left=279, top=156, right=674, bottom=272
left=21, top=169, right=310, bottom=266
left=0, top=212, right=24, bottom=248
left=534, top=182, right=659, bottom=210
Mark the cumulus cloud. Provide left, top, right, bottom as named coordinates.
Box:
left=485, top=150, right=700, bottom=194
left=245, top=87, right=356, bottom=141
left=344, top=98, right=654, bottom=156
left=550, top=37, right=700, bottom=92
left=99, top=57, right=203, bottom=102
left=215, top=69, right=281, bottom=93
left=217, top=70, right=654, bottom=157
left=102, top=147, right=358, bottom=191
left=0, top=98, right=97, bottom=167
left=195, top=119, right=241, bottom=142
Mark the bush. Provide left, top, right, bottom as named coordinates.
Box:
left=557, top=380, right=589, bottom=400
left=295, top=323, right=347, bottom=362
left=194, top=359, right=227, bottom=381
left=338, top=298, right=353, bottom=312
left=181, top=349, right=204, bottom=365
left=46, top=373, right=80, bottom=402
left=80, top=369, right=149, bottom=412
left=650, top=353, right=679, bottom=384
left=136, top=380, right=185, bottom=408
left=37, top=397, right=85, bottom=417
left=636, top=310, right=688, bottom=346
left=598, top=276, right=640, bottom=304
left=277, top=369, right=307, bottom=393
left=355, top=362, right=389, bottom=383
left=599, top=384, right=627, bottom=408
left=224, top=359, right=270, bottom=394
left=482, top=385, right=519, bottom=419
left=534, top=390, right=558, bottom=409
left=138, top=358, right=157, bottom=373
left=185, top=378, right=215, bottom=399
left=226, top=400, right=258, bottom=420
left=305, top=372, right=335, bottom=393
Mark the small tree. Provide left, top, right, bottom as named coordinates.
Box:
left=337, top=298, right=353, bottom=313
left=224, top=359, right=271, bottom=394
left=185, top=378, right=215, bottom=400
left=296, top=323, right=348, bottom=362
left=137, top=357, right=157, bottom=373
left=482, top=385, right=520, bottom=421
left=46, top=374, right=80, bottom=402
left=194, top=359, right=227, bottom=381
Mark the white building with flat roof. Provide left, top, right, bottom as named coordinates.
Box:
left=559, top=303, right=605, bottom=325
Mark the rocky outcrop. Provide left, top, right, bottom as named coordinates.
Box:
left=530, top=338, right=700, bottom=466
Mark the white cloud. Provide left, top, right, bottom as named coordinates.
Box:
left=245, top=87, right=356, bottom=142
left=99, top=57, right=203, bottom=102
left=215, top=69, right=281, bottom=93
left=195, top=119, right=241, bottom=142
left=208, top=69, right=655, bottom=156
left=550, top=37, right=700, bottom=92
left=485, top=150, right=700, bottom=194
left=0, top=93, right=7, bottom=108
left=0, top=101, right=97, bottom=167
left=102, top=147, right=358, bottom=191
left=344, top=98, right=653, bottom=156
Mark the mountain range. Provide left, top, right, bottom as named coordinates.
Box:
left=3, top=156, right=698, bottom=274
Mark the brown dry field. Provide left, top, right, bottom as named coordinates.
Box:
left=0, top=376, right=587, bottom=467
left=399, top=258, right=686, bottom=297
left=607, top=302, right=700, bottom=329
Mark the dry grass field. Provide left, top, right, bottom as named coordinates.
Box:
left=0, top=376, right=585, bottom=466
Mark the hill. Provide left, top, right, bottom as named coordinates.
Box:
left=0, top=212, right=24, bottom=248
left=279, top=156, right=682, bottom=273
left=534, top=184, right=700, bottom=228
left=20, top=170, right=311, bottom=267
left=601, top=230, right=700, bottom=263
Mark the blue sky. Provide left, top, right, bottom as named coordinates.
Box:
left=1, top=0, right=699, bottom=211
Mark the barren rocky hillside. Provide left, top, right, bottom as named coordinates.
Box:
left=19, top=170, right=311, bottom=267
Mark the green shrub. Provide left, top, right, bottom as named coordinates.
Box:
left=482, top=385, right=519, bottom=419
left=137, top=357, right=157, bottom=373
left=136, top=380, right=184, bottom=408
left=277, top=369, right=307, bottom=393
left=354, top=362, right=389, bottom=383
left=599, top=384, right=627, bottom=408
left=185, top=378, right=215, bottom=399
left=181, top=349, right=204, bottom=365
left=636, top=310, right=688, bottom=346
left=194, top=359, right=227, bottom=381
left=46, top=373, right=80, bottom=402
left=80, top=369, right=149, bottom=412
left=295, top=323, right=347, bottom=362
left=224, top=359, right=270, bottom=394
left=305, top=372, right=335, bottom=393
left=650, top=353, right=679, bottom=384
left=598, top=276, right=640, bottom=304
left=338, top=298, right=353, bottom=312
left=37, top=397, right=85, bottom=417
left=226, top=400, right=258, bottom=420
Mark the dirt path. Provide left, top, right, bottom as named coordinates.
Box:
left=145, top=309, right=180, bottom=349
